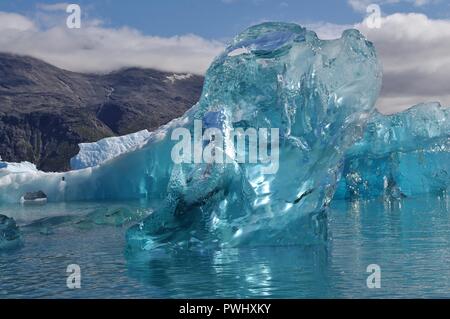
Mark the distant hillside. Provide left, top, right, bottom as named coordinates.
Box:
left=0, top=53, right=204, bottom=172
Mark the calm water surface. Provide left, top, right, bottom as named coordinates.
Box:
left=1, top=194, right=449, bottom=298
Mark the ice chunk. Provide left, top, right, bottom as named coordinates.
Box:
left=0, top=157, right=38, bottom=175
left=0, top=215, right=21, bottom=250
left=70, top=129, right=152, bottom=170
left=126, top=23, right=382, bottom=249
left=335, top=102, right=450, bottom=200
left=0, top=23, right=382, bottom=248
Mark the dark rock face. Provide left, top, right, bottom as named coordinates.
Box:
left=0, top=53, right=204, bottom=172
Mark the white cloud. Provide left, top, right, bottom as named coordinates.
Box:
left=357, top=13, right=450, bottom=113
left=0, top=11, right=223, bottom=75
left=308, top=13, right=450, bottom=113
left=0, top=9, right=449, bottom=114
left=0, top=12, right=36, bottom=31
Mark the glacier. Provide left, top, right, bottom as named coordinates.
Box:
left=335, top=102, right=450, bottom=200
left=0, top=157, right=38, bottom=176
left=70, top=129, right=152, bottom=170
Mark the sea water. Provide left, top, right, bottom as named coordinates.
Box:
left=1, top=194, right=449, bottom=298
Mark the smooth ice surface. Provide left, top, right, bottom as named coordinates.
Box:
left=125, top=23, right=382, bottom=248
left=0, top=22, right=382, bottom=248
left=335, top=102, right=450, bottom=200
left=70, top=129, right=152, bottom=170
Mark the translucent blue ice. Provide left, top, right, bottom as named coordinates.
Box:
left=335, top=102, right=450, bottom=200
left=125, top=23, right=382, bottom=249
left=0, top=23, right=382, bottom=248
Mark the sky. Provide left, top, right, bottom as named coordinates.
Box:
left=0, top=0, right=449, bottom=113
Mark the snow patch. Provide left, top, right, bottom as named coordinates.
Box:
left=165, top=73, right=193, bottom=83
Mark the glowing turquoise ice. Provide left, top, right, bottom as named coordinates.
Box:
left=335, top=102, right=450, bottom=200
left=126, top=22, right=382, bottom=249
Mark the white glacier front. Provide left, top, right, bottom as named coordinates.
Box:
left=0, top=115, right=188, bottom=204
left=70, top=129, right=152, bottom=170
left=0, top=157, right=38, bottom=176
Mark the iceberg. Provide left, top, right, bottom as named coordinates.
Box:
left=0, top=157, right=38, bottom=176
left=70, top=129, right=152, bottom=170
left=335, top=102, right=450, bottom=200
left=125, top=23, right=382, bottom=249
left=0, top=23, right=382, bottom=248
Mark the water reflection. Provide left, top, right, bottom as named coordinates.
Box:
left=1, top=193, right=450, bottom=298
left=328, top=193, right=450, bottom=298
left=126, top=193, right=450, bottom=298
left=126, top=244, right=329, bottom=298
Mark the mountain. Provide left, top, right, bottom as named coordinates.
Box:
left=0, top=53, right=204, bottom=172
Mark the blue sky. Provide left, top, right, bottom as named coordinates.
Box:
left=0, top=0, right=448, bottom=39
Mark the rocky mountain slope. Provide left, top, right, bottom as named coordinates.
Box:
left=0, top=53, right=203, bottom=171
